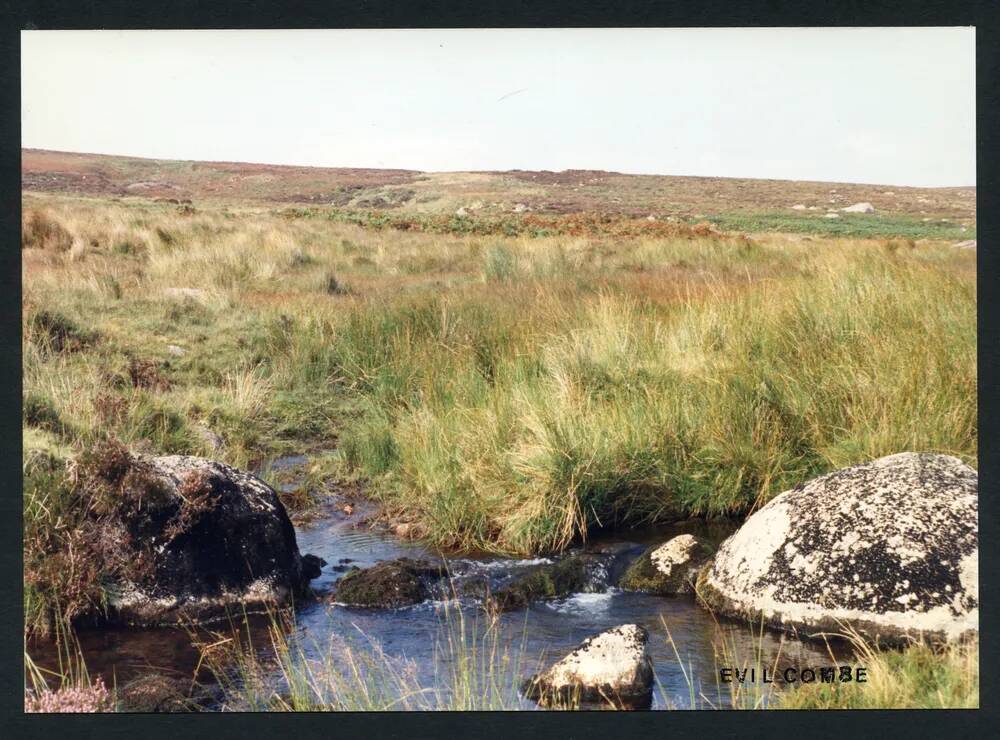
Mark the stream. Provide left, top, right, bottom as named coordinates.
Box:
left=28, top=455, right=849, bottom=710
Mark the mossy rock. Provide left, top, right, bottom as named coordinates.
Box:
left=619, top=535, right=713, bottom=595
left=333, top=558, right=443, bottom=608
left=490, top=555, right=590, bottom=611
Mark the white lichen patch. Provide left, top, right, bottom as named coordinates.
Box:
left=112, top=576, right=290, bottom=624
left=543, top=624, right=652, bottom=691
left=711, top=498, right=791, bottom=595
left=650, top=534, right=698, bottom=576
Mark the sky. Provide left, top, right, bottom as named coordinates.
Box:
left=21, top=28, right=976, bottom=187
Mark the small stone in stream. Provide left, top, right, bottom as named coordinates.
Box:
left=489, top=555, right=590, bottom=611
left=301, top=554, right=327, bottom=580
left=332, top=558, right=443, bottom=608
left=619, top=535, right=713, bottom=595
left=521, top=624, right=654, bottom=709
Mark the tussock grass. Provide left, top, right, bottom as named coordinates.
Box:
left=778, top=634, right=978, bottom=709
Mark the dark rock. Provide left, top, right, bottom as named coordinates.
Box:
left=301, top=553, right=327, bottom=580
left=698, top=453, right=978, bottom=646
left=489, top=555, right=590, bottom=611
left=332, top=558, right=444, bottom=608
left=106, top=454, right=321, bottom=626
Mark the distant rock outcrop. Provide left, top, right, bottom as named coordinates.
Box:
left=841, top=202, right=876, bottom=214
left=698, top=453, right=978, bottom=646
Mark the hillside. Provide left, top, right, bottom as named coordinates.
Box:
left=22, top=149, right=976, bottom=230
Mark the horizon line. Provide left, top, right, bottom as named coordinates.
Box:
left=20, top=146, right=977, bottom=191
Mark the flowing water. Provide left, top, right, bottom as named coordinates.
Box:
left=28, top=455, right=849, bottom=710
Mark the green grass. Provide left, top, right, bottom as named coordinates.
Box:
left=702, top=211, right=975, bottom=240
left=778, top=635, right=978, bottom=709
left=327, top=254, right=976, bottom=554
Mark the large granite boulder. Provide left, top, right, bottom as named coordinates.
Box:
left=522, top=624, right=654, bottom=709
left=697, top=453, right=978, bottom=646
left=103, top=454, right=323, bottom=625
left=620, top=534, right=713, bottom=595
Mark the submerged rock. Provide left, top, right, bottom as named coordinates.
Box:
left=488, top=555, right=592, bottom=612
left=332, top=558, right=444, bottom=608
left=698, top=453, right=978, bottom=645
left=620, top=534, right=713, bottom=595
left=108, top=455, right=323, bottom=626
left=522, top=624, right=654, bottom=709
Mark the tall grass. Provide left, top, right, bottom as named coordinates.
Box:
left=330, top=253, right=976, bottom=553
left=655, top=615, right=979, bottom=710
left=778, top=634, right=979, bottom=709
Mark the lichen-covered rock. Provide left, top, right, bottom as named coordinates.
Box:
left=108, top=455, right=322, bottom=626
left=488, top=555, right=591, bottom=612
left=332, top=558, right=443, bottom=608
left=698, top=453, right=978, bottom=645
left=522, top=624, right=654, bottom=709
left=620, top=534, right=713, bottom=595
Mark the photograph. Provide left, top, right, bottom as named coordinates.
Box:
left=20, top=27, right=978, bottom=713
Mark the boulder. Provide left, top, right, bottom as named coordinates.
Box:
left=332, top=558, right=443, bottom=608
left=953, top=239, right=977, bottom=250
left=522, top=624, right=654, bottom=709
left=488, top=555, right=591, bottom=611
left=791, top=204, right=807, bottom=210
left=841, top=202, right=876, bottom=214
left=108, top=455, right=323, bottom=625
left=697, top=453, right=978, bottom=646
left=620, top=534, right=713, bottom=595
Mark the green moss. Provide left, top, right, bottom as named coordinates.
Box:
left=490, top=556, right=589, bottom=611
left=332, top=559, right=439, bottom=608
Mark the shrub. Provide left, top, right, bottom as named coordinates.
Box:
left=24, top=393, right=63, bottom=432
left=322, top=272, right=349, bottom=295
left=22, top=208, right=73, bottom=251
left=26, top=309, right=96, bottom=353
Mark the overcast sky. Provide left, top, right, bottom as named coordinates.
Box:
left=22, top=28, right=975, bottom=187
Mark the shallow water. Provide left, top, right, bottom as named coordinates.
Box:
left=28, top=457, right=849, bottom=710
